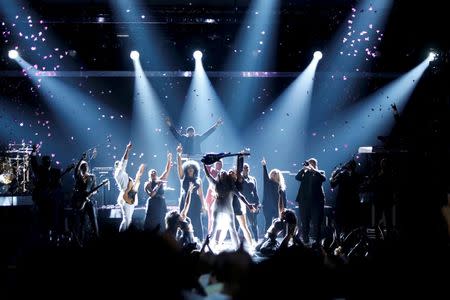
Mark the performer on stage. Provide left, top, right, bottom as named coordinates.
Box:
left=241, top=163, right=260, bottom=242
left=229, top=154, right=255, bottom=248
left=73, top=154, right=99, bottom=242
left=295, top=158, right=326, bottom=245
left=177, top=145, right=206, bottom=240
left=165, top=117, right=223, bottom=156
left=372, top=158, right=396, bottom=232
left=165, top=182, right=197, bottom=248
left=144, top=152, right=172, bottom=232
left=30, top=144, right=64, bottom=238
left=204, top=162, right=254, bottom=251
left=114, top=142, right=145, bottom=232
left=261, top=158, right=287, bottom=231
left=256, top=189, right=297, bottom=256
left=205, top=160, right=223, bottom=232
left=330, top=159, right=361, bottom=237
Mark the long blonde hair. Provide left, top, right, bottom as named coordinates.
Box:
left=269, top=169, right=286, bottom=191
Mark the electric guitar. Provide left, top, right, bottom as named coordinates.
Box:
left=73, top=179, right=109, bottom=210
left=201, top=152, right=250, bottom=165
left=123, top=178, right=141, bottom=205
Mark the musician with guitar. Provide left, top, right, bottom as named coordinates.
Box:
left=114, top=142, right=145, bottom=232
left=73, top=153, right=100, bottom=242
left=144, top=152, right=173, bottom=232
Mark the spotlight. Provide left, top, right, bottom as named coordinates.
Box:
left=428, top=52, right=437, bottom=61
left=193, top=50, right=203, bottom=60
left=130, top=50, right=140, bottom=60
left=313, top=51, right=323, bottom=60
left=8, top=49, right=19, bottom=59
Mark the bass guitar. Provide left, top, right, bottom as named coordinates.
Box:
left=73, top=179, right=109, bottom=210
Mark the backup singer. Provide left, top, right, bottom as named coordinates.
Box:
left=177, top=145, right=206, bottom=240
left=261, top=158, right=287, bottom=231
left=242, top=163, right=260, bottom=242
left=144, top=152, right=172, bottom=232
left=114, top=142, right=145, bottom=232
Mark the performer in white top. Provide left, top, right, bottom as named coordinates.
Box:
left=114, top=142, right=145, bottom=232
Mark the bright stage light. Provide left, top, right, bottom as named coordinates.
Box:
left=313, top=51, right=323, bottom=60
left=193, top=50, right=203, bottom=60
left=8, top=50, right=19, bottom=59
left=130, top=50, right=140, bottom=60
left=428, top=52, right=437, bottom=61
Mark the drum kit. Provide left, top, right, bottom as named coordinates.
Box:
left=0, top=143, right=32, bottom=195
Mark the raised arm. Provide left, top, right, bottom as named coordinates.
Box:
left=176, top=145, right=184, bottom=180
left=159, top=152, right=173, bottom=181
left=252, top=177, right=260, bottom=205
left=198, top=180, right=206, bottom=211
left=261, top=158, right=269, bottom=183
left=295, top=168, right=306, bottom=181
left=180, top=183, right=195, bottom=219
left=203, top=163, right=217, bottom=185
left=165, top=117, right=183, bottom=143
left=317, top=170, right=326, bottom=182
left=199, top=118, right=222, bottom=142
left=236, top=153, right=244, bottom=182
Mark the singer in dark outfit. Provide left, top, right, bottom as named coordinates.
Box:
left=176, top=145, right=206, bottom=240
left=144, top=152, right=172, bottom=232
left=72, top=156, right=99, bottom=244
left=261, top=158, right=287, bottom=231
left=295, top=158, right=326, bottom=245
left=165, top=117, right=223, bottom=156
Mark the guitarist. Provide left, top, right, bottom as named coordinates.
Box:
left=114, top=142, right=145, bottom=232
left=73, top=154, right=99, bottom=240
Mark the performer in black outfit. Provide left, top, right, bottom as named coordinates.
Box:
left=330, top=159, right=361, bottom=237
left=256, top=189, right=297, bottom=256
left=30, top=144, right=64, bottom=238
left=176, top=145, right=206, bottom=240
left=144, top=152, right=172, bottom=232
left=165, top=117, right=223, bottom=156
left=72, top=155, right=99, bottom=244
left=229, top=155, right=255, bottom=247
left=295, top=158, right=326, bottom=245
left=372, top=158, right=395, bottom=232
left=241, top=163, right=260, bottom=241
left=165, top=182, right=197, bottom=248
left=261, top=158, right=287, bottom=231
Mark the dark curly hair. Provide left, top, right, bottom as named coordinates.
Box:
left=182, top=160, right=200, bottom=178
left=165, top=210, right=180, bottom=237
